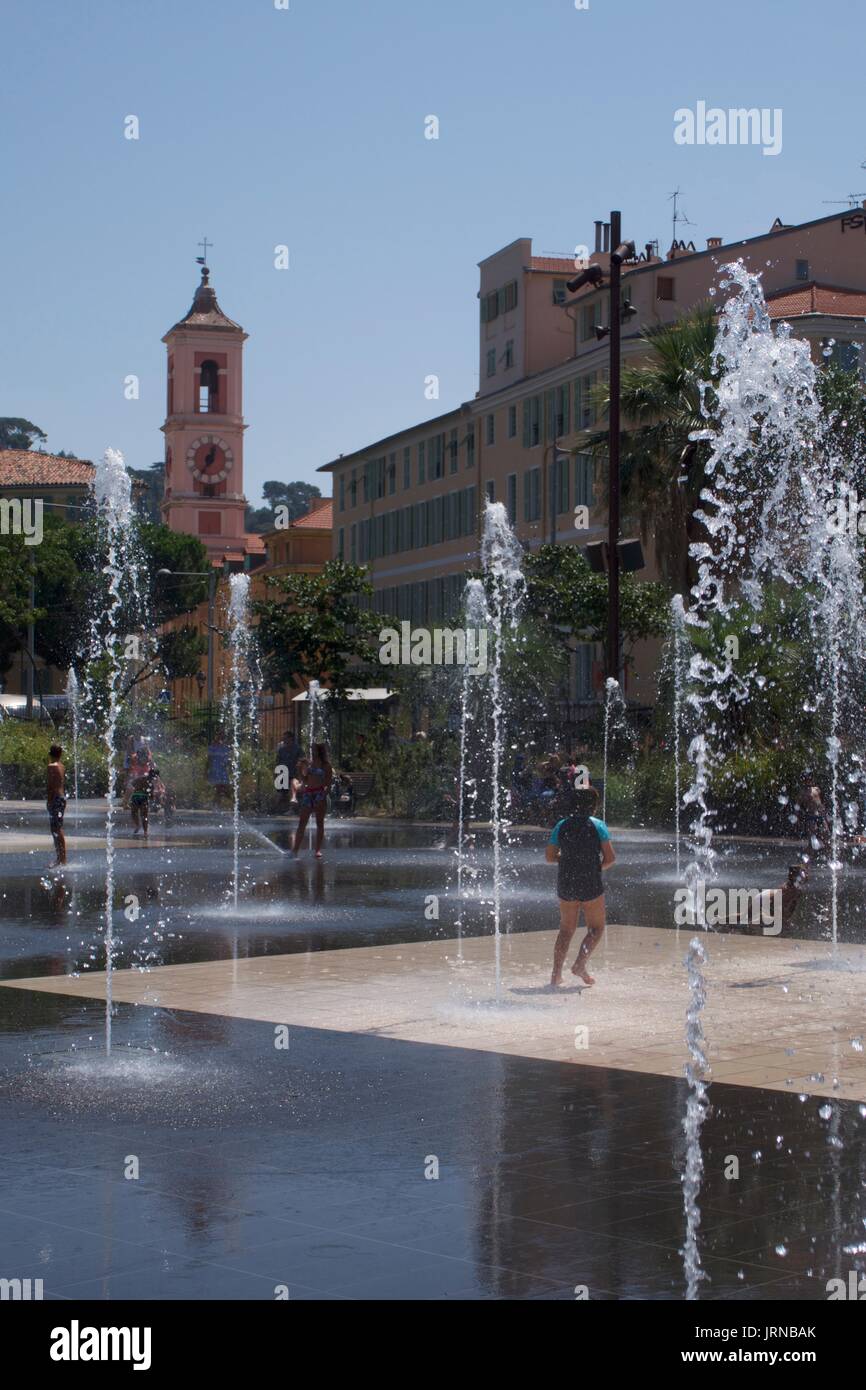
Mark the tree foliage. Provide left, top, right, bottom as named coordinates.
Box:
left=521, top=543, right=671, bottom=665
left=252, top=558, right=380, bottom=695
left=245, top=479, right=322, bottom=533
left=0, top=418, right=47, bottom=451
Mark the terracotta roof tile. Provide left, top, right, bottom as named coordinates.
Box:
left=291, top=498, right=333, bottom=530
left=767, top=282, right=866, bottom=318
left=0, top=450, right=94, bottom=486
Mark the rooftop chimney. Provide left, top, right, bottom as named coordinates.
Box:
left=602, top=222, right=610, bottom=253
left=594, top=220, right=603, bottom=253
left=706, top=236, right=722, bottom=249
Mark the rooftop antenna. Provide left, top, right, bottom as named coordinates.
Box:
left=822, top=194, right=866, bottom=208
left=668, top=188, right=695, bottom=247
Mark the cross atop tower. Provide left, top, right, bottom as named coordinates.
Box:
left=197, top=236, right=213, bottom=266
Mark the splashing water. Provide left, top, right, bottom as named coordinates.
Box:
left=601, top=678, right=625, bottom=820
left=454, top=578, right=488, bottom=957
left=680, top=259, right=866, bottom=1294
left=480, top=501, right=524, bottom=997
left=226, top=574, right=256, bottom=908
left=669, top=596, right=690, bottom=879
left=92, top=448, right=138, bottom=1055
left=307, top=678, right=322, bottom=756
left=682, top=936, right=709, bottom=1299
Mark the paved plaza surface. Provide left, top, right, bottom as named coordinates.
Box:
left=0, top=808, right=864, bottom=1300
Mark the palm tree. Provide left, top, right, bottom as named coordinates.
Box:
left=588, top=302, right=718, bottom=594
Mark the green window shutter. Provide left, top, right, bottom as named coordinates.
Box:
left=545, top=390, right=555, bottom=440
left=522, top=399, right=531, bottom=449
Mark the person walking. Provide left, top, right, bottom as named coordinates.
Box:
left=546, top=784, right=615, bottom=987
left=292, top=742, right=333, bottom=858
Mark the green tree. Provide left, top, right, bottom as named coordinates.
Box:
left=253, top=559, right=379, bottom=695
left=0, top=517, right=209, bottom=680
left=140, top=524, right=210, bottom=619
left=122, top=625, right=207, bottom=696
left=0, top=418, right=47, bottom=450
left=246, top=480, right=323, bottom=532
left=521, top=543, right=671, bottom=668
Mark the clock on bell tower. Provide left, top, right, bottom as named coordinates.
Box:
left=160, top=259, right=259, bottom=563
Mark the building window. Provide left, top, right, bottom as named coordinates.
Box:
left=338, top=528, right=344, bottom=558
left=507, top=404, right=517, bottom=438
left=430, top=434, right=444, bottom=480
left=553, top=279, right=567, bottom=305
left=418, top=441, right=426, bottom=484
left=466, top=428, right=475, bottom=469
left=388, top=453, right=397, bottom=495
left=503, top=280, right=518, bottom=311
left=555, top=453, right=569, bottom=514
left=506, top=473, right=517, bottom=525
left=486, top=348, right=496, bottom=378
left=403, top=446, right=411, bottom=489
left=657, top=276, right=675, bottom=301
left=833, top=341, right=862, bottom=373
left=505, top=340, right=514, bottom=369
left=350, top=524, right=357, bottom=563
left=449, top=428, right=459, bottom=473
left=486, top=413, right=495, bottom=446
left=796, top=259, right=810, bottom=283
left=350, top=470, right=357, bottom=506
left=574, top=452, right=595, bottom=507
left=198, top=360, right=219, bottom=412
left=339, top=475, right=345, bottom=512
left=555, top=384, right=570, bottom=436
left=581, top=302, right=601, bottom=340
left=575, top=374, right=596, bottom=430
left=485, top=480, right=495, bottom=503
left=523, top=467, right=541, bottom=522
left=522, top=395, right=541, bottom=447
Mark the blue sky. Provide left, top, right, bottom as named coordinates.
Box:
left=1, top=0, right=862, bottom=504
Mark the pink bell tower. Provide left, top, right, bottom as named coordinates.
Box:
left=161, top=259, right=260, bottom=564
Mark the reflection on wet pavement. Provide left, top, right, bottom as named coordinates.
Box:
left=0, top=811, right=863, bottom=1300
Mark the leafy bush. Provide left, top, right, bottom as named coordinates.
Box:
left=0, top=719, right=106, bottom=799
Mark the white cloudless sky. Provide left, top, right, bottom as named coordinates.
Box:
left=1, top=0, right=862, bottom=502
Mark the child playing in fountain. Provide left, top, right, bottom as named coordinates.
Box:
left=292, top=743, right=333, bottom=858
left=129, top=768, right=150, bottom=841
left=46, top=744, right=67, bottom=867
left=546, top=784, right=615, bottom=987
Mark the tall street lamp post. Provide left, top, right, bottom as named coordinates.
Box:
left=567, top=211, right=636, bottom=681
